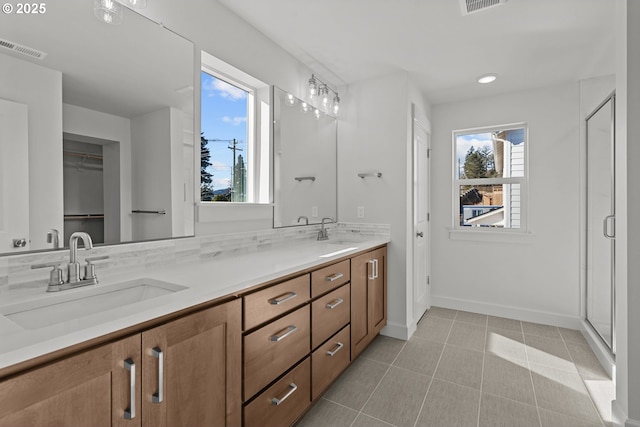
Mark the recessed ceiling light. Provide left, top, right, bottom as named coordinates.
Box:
left=478, top=74, right=498, bottom=84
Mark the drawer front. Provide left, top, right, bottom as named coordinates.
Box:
left=244, top=274, right=310, bottom=330
left=244, top=305, right=310, bottom=400
left=244, top=358, right=311, bottom=427
left=312, top=325, right=351, bottom=400
left=311, top=259, right=350, bottom=297
left=311, top=284, right=350, bottom=349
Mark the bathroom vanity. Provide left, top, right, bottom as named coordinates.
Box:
left=0, top=239, right=387, bottom=427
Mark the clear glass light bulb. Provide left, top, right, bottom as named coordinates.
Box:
left=332, top=94, right=340, bottom=116
left=314, top=108, right=321, bottom=119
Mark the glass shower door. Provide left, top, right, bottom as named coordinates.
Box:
left=586, top=93, right=615, bottom=352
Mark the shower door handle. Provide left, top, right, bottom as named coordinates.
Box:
left=603, top=215, right=615, bottom=239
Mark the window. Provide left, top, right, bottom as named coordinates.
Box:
left=453, top=124, right=528, bottom=230
left=200, top=51, right=270, bottom=203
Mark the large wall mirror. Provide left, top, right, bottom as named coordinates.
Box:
left=273, top=87, right=337, bottom=227
left=0, top=2, right=195, bottom=255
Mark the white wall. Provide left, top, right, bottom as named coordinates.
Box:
left=339, top=71, right=430, bottom=339
left=63, top=104, right=132, bottom=243
left=431, top=82, right=582, bottom=327
left=136, top=1, right=327, bottom=234
left=0, top=54, right=63, bottom=250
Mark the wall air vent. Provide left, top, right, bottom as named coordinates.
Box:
left=459, top=0, right=508, bottom=15
left=0, top=38, right=47, bottom=60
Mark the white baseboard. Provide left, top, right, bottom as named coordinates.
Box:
left=581, top=319, right=615, bottom=379
left=381, top=320, right=415, bottom=341
left=431, top=295, right=582, bottom=329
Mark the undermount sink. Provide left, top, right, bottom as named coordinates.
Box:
left=0, top=278, right=188, bottom=330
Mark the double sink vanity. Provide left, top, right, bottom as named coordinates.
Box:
left=0, top=233, right=388, bottom=427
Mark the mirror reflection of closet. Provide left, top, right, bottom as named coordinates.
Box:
left=585, top=92, right=615, bottom=353
left=63, top=133, right=121, bottom=245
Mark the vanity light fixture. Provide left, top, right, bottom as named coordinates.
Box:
left=286, top=93, right=296, bottom=106
left=477, top=74, right=498, bottom=84
left=307, top=73, right=341, bottom=116
left=94, top=0, right=123, bottom=25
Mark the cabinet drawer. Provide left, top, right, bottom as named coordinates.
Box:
left=311, top=284, right=350, bottom=349
left=244, top=305, right=310, bottom=400
left=244, top=274, right=310, bottom=330
left=311, top=259, right=350, bottom=297
left=244, top=358, right=311, bottom=427
left=312, top=325, right=350, bottom=400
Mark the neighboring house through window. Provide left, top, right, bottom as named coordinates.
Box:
left=453, top=124, right=528, bottom=230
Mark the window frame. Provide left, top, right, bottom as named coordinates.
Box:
left=199, top=51, right=271, bottom=205
left=452, top=122, right=529, bottom=233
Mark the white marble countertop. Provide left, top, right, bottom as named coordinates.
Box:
left=0, top=237, right=388, bottom=372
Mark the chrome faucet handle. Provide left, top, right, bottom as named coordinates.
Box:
left=84, top=256, right=109, bottom=281
left=31, top=262, right=65, bottom=290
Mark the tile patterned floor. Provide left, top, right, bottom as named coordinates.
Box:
left=298, top=307, right=614, bottom=427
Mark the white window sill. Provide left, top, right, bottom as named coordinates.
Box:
left=448, top=229, right=535, bottom=244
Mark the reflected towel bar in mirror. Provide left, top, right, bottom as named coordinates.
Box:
left=131, top=210, right=166, bottom=215
left=357, top=172, right=382, bottom=179
left=294, top=176, right=316, bottom=182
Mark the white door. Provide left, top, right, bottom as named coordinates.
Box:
left=413, top=112, right=430, bottom=321
left=0, top=99, right=30, bottom=252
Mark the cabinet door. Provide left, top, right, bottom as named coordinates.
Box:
left=141, top=299, right=241, bottom=427
left=0, top=334, right=141, bottom=427
left=351, top=247, right=387, bottom=359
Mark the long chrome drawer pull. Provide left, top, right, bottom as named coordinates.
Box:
left=368, top=260, right=375, bottom=280
left=124, top=358, right=136, bottom=420
left=270, top=325, right=297, bottom=342
left=326, top=298, right=344, bottom=310
left=151, top=347, right=163, bottom=403
left=326, top=342, right=344, bottom=357
left=268, top=291, right=297, bottom=305
left=271, top=383, right=298, bottom=406
left=326, top=272, right=344, bottom=282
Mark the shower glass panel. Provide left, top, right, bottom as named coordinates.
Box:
left=585, top=93, right=615, bottom=352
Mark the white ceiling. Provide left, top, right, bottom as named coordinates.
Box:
left=216, top=0, right=616, bottom=105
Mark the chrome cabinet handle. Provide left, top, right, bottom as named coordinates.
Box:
left=151, top=347, right=163, bottom=403
left=326, top=298, right=344, bottom=309
left=326, top=342, right=344, bottom=357
left=124, top=358, right=136, bottom=420
left=271, top=383, right=298, bottom=406
left=270, top=325, right=297, bottom=342
left=416, top=231, right=424, bottom=237
left=368, top=260, right=375, bottom=280
left=326, top=272, right=344, bottom=282
left=603, top=215, right=615, bottom=239
left=375, top=259, right=379, bottom=279
left=268, top=291, right=297, bottom=305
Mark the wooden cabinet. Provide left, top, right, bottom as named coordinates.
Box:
left=351, top=247, right=387, bottom=359
left=0, top=299, right=241, bottom=427
left=0, top=334, right=140, bottom=427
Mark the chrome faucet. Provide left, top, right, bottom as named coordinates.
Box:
left=317, top=217, right=334, bottom=241
left=46, top=228, right=60, bottom=249
left=297, top=216, right=309, bottom=225
left=31, top=232, right=108, bottom=292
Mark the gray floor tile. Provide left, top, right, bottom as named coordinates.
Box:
left=414, top=315, right=453, bottom=343
left=351, top=413, right=395, bottom=427
left=415, top=379, right=480, bottom=427
left=393, top=338, right=444, bottom=376
left=296, top=399, right=358, bottom=427
left=482, top=354, right=536, bottom=405
left=361, top=335, right=406, bottom=365
left=434, top=345, right=484, bottom=390
left=565, top=341, right=610, bottom=381
left=426, top=306, right=457, bottom=320
left=539, top=408, right=604, bottom=427
left=479, top=393, right=541, bottom=427
left=558, top=327, right=589, bottom=345
left=488, top=315, right=523, bottom=332
left=530, top=363, right=602, bottom=424
left=447, top=321, right=487, bottom=351
left=525, top=334, right=577, bottom=372
left=362, top=366, right=431, bottom=427
left=522, top=321, right=562, bottom=339
left=486, top=327, right=528, bottom=362
left=455, top=310, right=488, bottom=326
left=323, top=356, right=389, bottom=410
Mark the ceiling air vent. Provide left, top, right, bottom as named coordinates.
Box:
left=459, top=0, right=508, bottom=15
left=0, top=38, right=47, bottom=60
